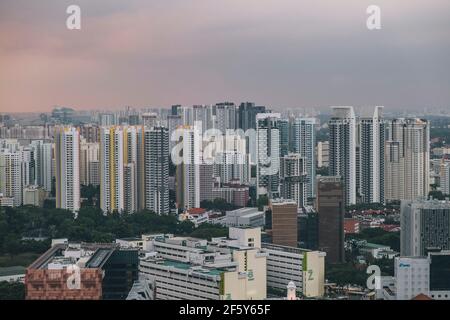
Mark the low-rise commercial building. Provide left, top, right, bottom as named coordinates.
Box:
left=225, top=207, right=265, bottom=228
left=262, top=243, right=325, bottom=298
left=139, top=228, right=267, bottom=300
left=25, top=242, right=138, bottom=300
left=23, top=185, right=47, bottom=207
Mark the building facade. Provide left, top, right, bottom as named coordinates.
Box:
left=316, top=176, right=345, bottom=264
left=55, top=127, right=80, bottom=213
left=328, top=107, right=357, bottom=206
left=401, top=199, right=450, bottom=257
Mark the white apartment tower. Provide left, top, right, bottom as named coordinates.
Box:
left=175, top=126, right=201, bottom=210
left=55, top=127, right=80, bottom=213
left=328, top=107, right=357, bottom=205
left=0, top=151, right=22, bottom=206
left=359, top=106, right=385, bottom=204
left=292, top=118, right=317, bottom=199
left=213, top=133, right=250, bottom=185
left=440, top=161, right=450, bottom=196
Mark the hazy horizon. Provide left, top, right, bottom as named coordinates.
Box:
left=1, top=0, right=450, bottom=113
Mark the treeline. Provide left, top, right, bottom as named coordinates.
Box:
left=346, top=227, right=400, bottom=252
left=0, top=206, right=227, bottom=256
left=0, top=282, right=25, bottom=300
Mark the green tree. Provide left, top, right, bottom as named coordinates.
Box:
left=257, top=195, right=269, bottom=211
left=0, top=282, right=25, bottom=300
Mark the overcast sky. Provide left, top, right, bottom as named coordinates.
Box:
left=0, top=0, right=449, bottom=112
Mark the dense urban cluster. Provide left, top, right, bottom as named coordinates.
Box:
left=0, top=103, right=450, bottom=300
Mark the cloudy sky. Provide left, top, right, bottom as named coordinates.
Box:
left=0, top=0, right=449, bottom=112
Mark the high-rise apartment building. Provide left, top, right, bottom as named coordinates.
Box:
left=215, top=102, right=236, bottom=133
left=385, top=118, right=430, bottom=202
left=440, top=160, right=450, bottom=196
left=359, top=106, right=385, bottom=204
left=199, top=162, right=215, bottom=203
left=144, top=127, right=169, bottom=215
left=237, top=102, right=266, bottom=131
left=100, top=127, right=125, bottom=213
left=0, top=150, right=22, bottom=206
left=328, top=107, right=357, bottom=206
left=30, top=141, right=53, bottom=192
left=175, top=126, right=201, bottom=210
left=54, top=127, right=80, bottom=213
left=278, top=118, right=290, bottom=157
left=280, top=154, right=307, bottom=209
left=167, top=115, right=183, bottom=155
left=316, top=176, right=345, bottom=264
left=213, top=134, right=250, bottom=185
left=80, top=138, right=99, bottom=186
left=256, top=113, right=280, bottom=199
left=292, top=118, right=317, bottom=199
left=317, top=141, right=329, bottom=168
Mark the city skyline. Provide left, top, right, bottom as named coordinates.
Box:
left=1, top=1, right=450, bottom=304
left=1, top=0, right=450, bottom=112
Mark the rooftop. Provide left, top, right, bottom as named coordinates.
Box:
left=159, top=259, right=227, bottom=276
left=0, top=266, right=26, bottom=277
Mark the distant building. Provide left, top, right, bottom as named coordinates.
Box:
left=359, top=242, right=397, bottom=260
left=344, top=218, right=360, bottom=234
left=395, top=257, right=430, bottom=300
left=256, top=113, right=281, bottom=199
left=280, top=154, right=307, bottom=209
left=79, top=139, right=99, bottom=186
left=144, top=127, right=170, bottom=215
left=0, top=266, right=26, bottom=283
left=378, top=250, right=450, bottom=300
left=270, top=199, right=298, bottom=247
left=211, top=182, right=250, bottom=208
left=401, top=199, right=450, bottom=256
left=429, top=249, right=450, bottom=300
left=78, top=124, right=99, bottom=143
left=0, top=150, right=23, bottom=206
left=0, top=194, right=14, bottom=207
left=328, top=107, right=357, bottom=206
left=23, top=185, right=46, bottom=207
left=139, top=227, right=267, bottom=300
left=316, top=176, right=345, bottom=264
left=262, top=243, right=326, bottom=298
left=359, top=106, right=385, bottom=204
left=440, top=160, right=450, bottom=196
left=54, top=127, right=80, bottom=213
left=25, top=243, right=138, bottom=300
left=297, top=208, right=319, bottom=250
left=178, top=208, right=209, bottom=227
left=99, top=127, right=125, bottom=213
left=292, top=118, right=317, bottom=199
left=199, top=163, right=214, bottom=203
left=225, top=207, right=265, bottom=228
left=317, top=141, right=329, bottom=168
left=385, top=118, right=430, bottom=202
left=175, top=126, right=201, bottom=210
